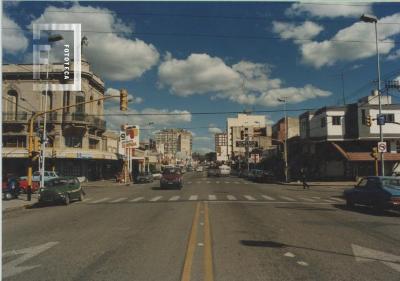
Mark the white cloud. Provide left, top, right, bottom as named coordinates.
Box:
left=272, top=21, right=324, bottom=41
left=104, top=106, right=192, bottom=130
left=194, top=136, right=211, bottom=142
left=387, top=49, right=400, bottom=61
left=158, top=53, right=331, bottom=106
left=285, top=3, right=372, bottom=18
left=2, top=13, right=29, bottom=54
left=30, top=4, right=159, bottom=81
left=105, top=88, right=143, bottom=104
left=299, top=13, right=400, bottom=68
left=208, top=126, right=222, bottom=134
left=194, top=147, right=213, bottom=154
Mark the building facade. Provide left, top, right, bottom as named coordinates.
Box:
left=215, top=132, right=228, bottom=162
left=2, top=59, right=120, bottom=180
left=155, top=129, right=192, bottom=163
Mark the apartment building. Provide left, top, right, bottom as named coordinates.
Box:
left=215, top=132, right=228, bottom=162
left=297, top=91, right=400, bottom=179
left=2, top=58, right=120, bottom=180
left=155, top=129, right=192, bottom=163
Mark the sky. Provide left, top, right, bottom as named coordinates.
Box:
left=2, top=1, right=400, bottom=153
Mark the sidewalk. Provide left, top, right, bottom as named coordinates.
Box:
left=278, top=181, right=356, bottom=188
left=2, top=194, right=38, bottom=213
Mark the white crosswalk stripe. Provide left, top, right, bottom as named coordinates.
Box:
left=169, top=196, right=180, bottom=201
left=312, top=197, right=321, bottom=200
left=224, top=181, right=230, bottom=184
left=188, top=181, right=192, bottom=184
left=244, top=182, right=249, bottom=185
left=322, top=199, right=336, bottom=203
left=244, top=195, right=256, bottom=201
left=196, top=181, right=201, bottom=184
left=90, top=197, right=110, bottom=204
left=149, top=196, right=163, bottom=202
left=280, top=196, right=295, bottom=202
left=299, top=197, right=315, bottom=202
left=130, top=197, right=144, bottom=202
left=261, top=195, right=275, bottom=201
left=189, top=195, right=198, bottom=201
left=234, top=182, right=239, bottom=184
left=216, top=181, right=220, bottom=184
left=227, top=195, right=237, bottom=201
left=208, top=195, right=217, bottom=201
left=329, top=197, right=344, bottom=202
left=110, top=197, right=128, bottom=203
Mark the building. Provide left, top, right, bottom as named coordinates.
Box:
left=296, top=90, right=400, bottom=179
left=227, top=113, right=272, bottom=161
left=2, top=59, right=120, bottom=180
left=272, top=117, right=300, bottom=142
left=155, top=129, right=192, bottom=163
left=215, top=132, right=228, bottom=162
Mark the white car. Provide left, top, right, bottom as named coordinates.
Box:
left=196, top=166, right=204, bottom=172
left=219, top=165, right=231, bottom=177
left=152, top=172, right=162, bottom=180
left=20, top=171, right=59, bottom=182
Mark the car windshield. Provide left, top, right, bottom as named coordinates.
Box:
left=381, top=179, right=400, bottom=189
left=163, top=169, right=180, bottom=175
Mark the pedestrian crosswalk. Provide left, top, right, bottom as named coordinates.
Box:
left=81, top=194, right=345, bottom=205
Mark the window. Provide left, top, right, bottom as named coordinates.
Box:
left=65, top=136, right=82, bottom=148
left=357, top=178, right=368, bottom=188
left=361, top=109, right=366, bottom=125
left=397, top=141, right=400, bottom=153
left=6, top=90, right=18, bottom=118
left=76, top=92, right=85, bottom=113
left=332, top=116, right=341, bottom=125
left=383, top=114, right=395, bottom=123
left=41, top=91, right=53, bottom=111
left=320, top=117, right=326, bottom=128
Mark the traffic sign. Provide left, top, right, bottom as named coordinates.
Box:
left=377, top=142, right=387, bottom=153
left=377, top=114, right=385, bottom=126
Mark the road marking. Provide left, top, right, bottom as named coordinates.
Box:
left=90, top=197, right=110, bottom=203
left=188, top=181, right=192, bottom=184
left=3, top=242, right=59, bottom=278
left=189, top=195, right=198, bottom=201
left=244, top=195, right=256, bottom=201
left=82, top=198, right=92, bottom=202
left=203, top=202, right=214, bottom=281
left=206, top=181, right=211, bottom=184
left=224, top=181, right=230, bottom=184
left=149, top=196, right=163, bottom=202
left=244, top=182, right=249, bottom=185
left=234, top=181, right=239, bottom=184
left=261, top=195, right=275, bottom=201
left=208, top=195, right=217, bottom=201
left=284, top=252, right=295, bottom=258
left=227, top=195, right=237, bottom=201
left=110, top=197, right=128, bottom=203
left=196, top=181, right=201, bottom=184
left=198, top=243, right=204, bottom=247
left=130, top=197, right=144, bottom=202
left=352, top=244, right=400, bottom=273
left=312, top=196, right=321, bottom=200
left=297, top=261, right=309, bottom=266
left=280, top=196, right=295, bottom=201
left=329, top=197, right=344, bottom=202
left=299, top=197, right=315, bottom=202
left=169, top=196, right=180, bottom=201
left=181, top=203, right=201, bottom=281
left=216, top=181, right=220, bottom=184
left=322, top=199, right=336, bottom=203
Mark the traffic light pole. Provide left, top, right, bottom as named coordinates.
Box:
left=26, top=94, right=120, bottom=200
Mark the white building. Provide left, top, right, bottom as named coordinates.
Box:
left=215, top=133, right=228, bottom=162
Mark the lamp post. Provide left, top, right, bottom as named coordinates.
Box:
left=360, top=14, right=384, bottom=176
left=278, top=97, right=288, bottom=182
left=39, top=34, right=64, bottom=190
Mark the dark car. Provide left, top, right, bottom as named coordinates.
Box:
left=160, top=168, right=183, bottom=189
left=260, top=170, right=275, bottom=183
left=207, top=168, right=219, bottom=177
left=38, top=177, right=84, bottom=205
left=343, top=176, right=400, bottom=210
left=135, top=172, right=154, bottom=184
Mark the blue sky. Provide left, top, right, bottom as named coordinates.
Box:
left=3, top=1, right=400, bottom=153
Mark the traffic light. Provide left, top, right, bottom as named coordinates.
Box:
left=33, top=136, right=40, bottom=152
left=120, top=89, right=128, bottom=111
left=371, top=147, right=378, bottom=159
left=240, top=130, right=244, bottom=140
left=52, top=149, right=57, bottom=158
left=366, top=115, right=372, bottom=127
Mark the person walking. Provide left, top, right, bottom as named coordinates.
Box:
left=300, top=168, right=310, bottom=189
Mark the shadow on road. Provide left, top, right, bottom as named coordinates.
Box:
left=151, top=186, right=181, bottom=191
left=240, top=239, right=400, bottom=264
left=274, top=206, right=337, bottom=211
left=333, top=204, right=400, bottom=218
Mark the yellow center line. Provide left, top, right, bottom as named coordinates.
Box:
left=203, top=202, right=214, bottom=281
left=181, top=202, right=201, bottom=281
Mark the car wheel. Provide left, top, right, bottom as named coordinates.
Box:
left=78, top=191, right=84, bottom=201
left=64, top=194, right=70, bottom=205
left=346, top=198, right=354, bottom=208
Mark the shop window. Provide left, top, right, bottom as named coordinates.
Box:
left=65, top=136, right=82, bottom=148
left=2, top=135, right=26, bottom=148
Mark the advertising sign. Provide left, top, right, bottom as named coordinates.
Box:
left=123, top=125, right=140, bottom=148
left=236, top=140, right=258, bottom=147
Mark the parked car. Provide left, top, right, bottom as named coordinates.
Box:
left=160, top=168, right=183, bottom=189
left=219, top=165, right=231, bottom=177
left=207, top=168, right=219, bottom=177
left=135, top=172, right=154, bottom=183
left=152, top=172, right=162, bottom=180
left=38, top=177, right=84, bottom=205
left=20, top=170, right=59, bottom=183
left=260, top=170, right=275, bottom=183
left=2, top=175, right=21, bottom=200
left=18, top=178, right=40, bottom=193
left=343, top=176, right=400, bottom=210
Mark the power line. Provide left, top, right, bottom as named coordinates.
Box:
left=2, top=26, right=400, bottom=44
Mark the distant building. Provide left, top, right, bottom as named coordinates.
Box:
left=215, top=132, right=228, bottom=162
left=155, top=129, right=192, bottom=163
left=272, top=117, right=300, bottom=142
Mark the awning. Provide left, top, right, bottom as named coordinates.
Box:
left=331, top=142, right=400, bottom=162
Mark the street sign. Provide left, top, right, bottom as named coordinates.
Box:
left=377, top=142, right=387, bottom=153
left=236, top=140, right=258, bottom=147
left=377, top=114, right=385, bottom=125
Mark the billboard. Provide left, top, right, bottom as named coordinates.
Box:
left=123, top=125, right=140, bottom=148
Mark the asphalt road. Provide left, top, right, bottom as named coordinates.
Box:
left=3, top=171, right=400, bottom=281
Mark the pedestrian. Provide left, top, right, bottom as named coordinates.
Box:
left=300, top=168, right=310, bottom=189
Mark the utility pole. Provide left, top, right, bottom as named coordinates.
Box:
left=278, top=97, right=288, bottom=182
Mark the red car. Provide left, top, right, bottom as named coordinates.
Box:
left=160, top=168, right=183, bottom=189
left=18, top=178, right=40, bottom=193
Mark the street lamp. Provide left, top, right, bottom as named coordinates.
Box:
left=360, top=14, right=384, bottom=175
left=278, top=97, right=288, bottom=182
left=39, top=34, right=63, bottom=190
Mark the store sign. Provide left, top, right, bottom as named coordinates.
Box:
left=123, top=125, right=140, bottom=148
left=236, top=140, right=258, bottom=147
left=77, top=153, right=92, bottom=159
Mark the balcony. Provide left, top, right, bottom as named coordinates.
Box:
left=63, top=112, right=106, bottom=130
left=2, top=111, right=29, bottom=122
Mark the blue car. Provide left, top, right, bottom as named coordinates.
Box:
left=343, top=176, right=400, bottom=210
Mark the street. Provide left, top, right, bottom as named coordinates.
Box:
left=3, top=171, right=400, bottom=281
